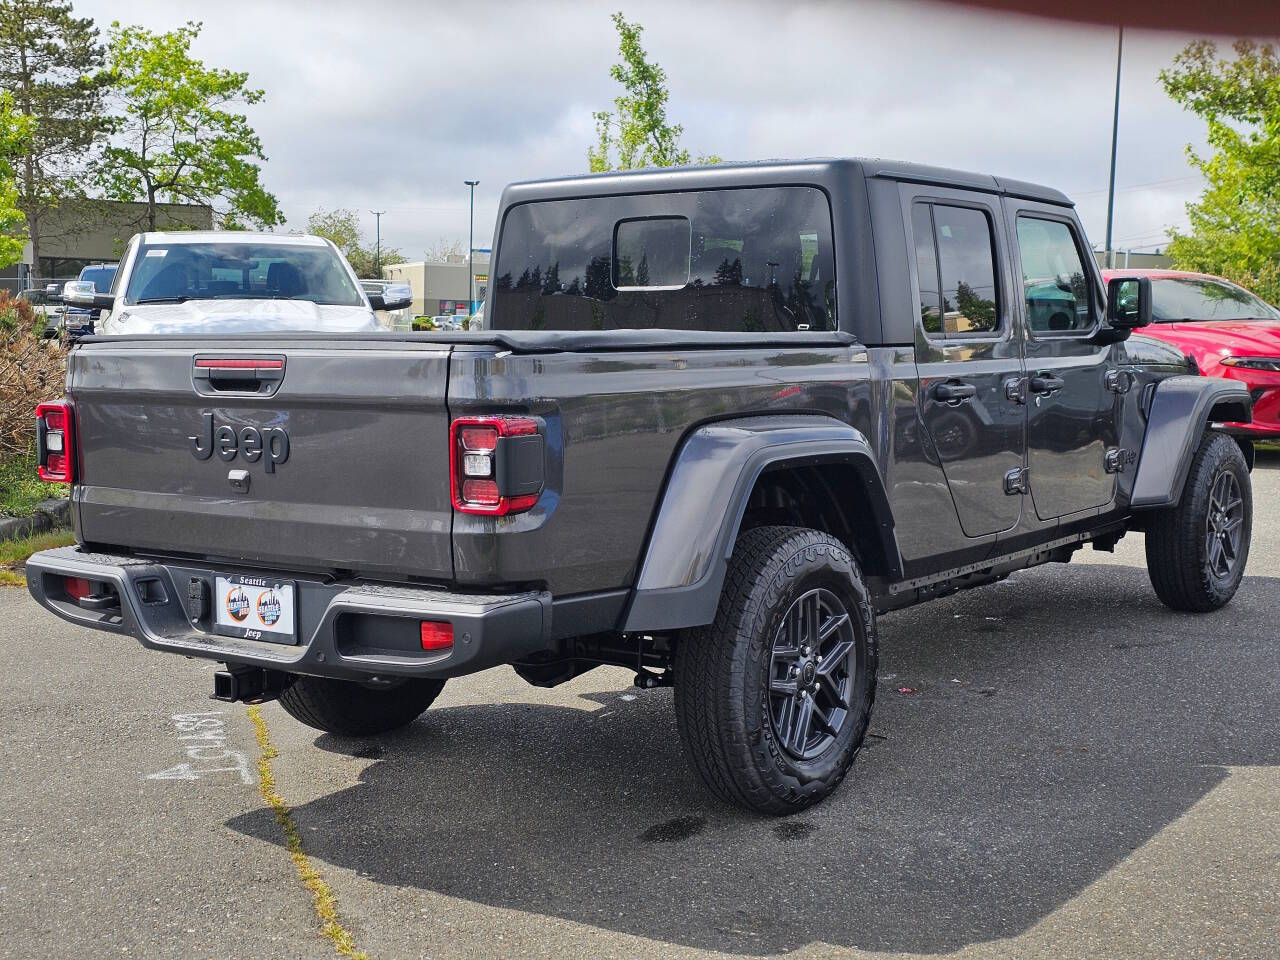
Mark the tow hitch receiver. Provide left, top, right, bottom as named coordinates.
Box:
left=212, top=665, right=292, bottom=704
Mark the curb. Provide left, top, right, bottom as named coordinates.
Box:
left=0, top=499, right=70, bottom=544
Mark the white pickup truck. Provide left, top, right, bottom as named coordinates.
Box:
left=61, top=231, right=411, bottom=335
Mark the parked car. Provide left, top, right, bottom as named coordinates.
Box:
left=61, top=262, right=118, bottom=332
left=1101, top=269, right=1280, bottom=451
left=16, top=285, right=66, bottom=330
left=60, top=233, right=410, bottom=335
left=28, top=160, right=1254, bottom=814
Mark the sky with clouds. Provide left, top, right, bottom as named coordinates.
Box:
left=74, top=0, right=1265, bottom=260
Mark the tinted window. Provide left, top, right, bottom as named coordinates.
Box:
left=912, top=204, right=941, bottom=332
left=491, top=186, right=835, bottom=332
left=1015, top=217, right=1094, bottom=333
left=124, top=242, right=362, bottom=307
left=1152, top=277, right=1280, bottom=323
left=911, top=203, right=999, bottom=337
left=934, top=206, right=998, bottom=335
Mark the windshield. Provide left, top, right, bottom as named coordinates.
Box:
left=79, top=266, right=117, bottom=290
left=124, top=242, right=364, bottom=307
left=1153, top=277, right=1280, bottom=323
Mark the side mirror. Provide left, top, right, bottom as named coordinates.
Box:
left=61, top=280, right=115, bottom=311
left=1106, top=276, right=1152, bottom=330
left=367, top=283, right=413, bottom=312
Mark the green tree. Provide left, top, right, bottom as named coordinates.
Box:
left=95, top=20, right=281, bottom=231
left=1160, top=39, right=1280, bottom=304
left=587, top=12, right=719, bottom=172
left=0, top=0, right=109, bottom=273
left=0, top=91, right=34, bottom=267
left=304, top=207, right=404, bottom=277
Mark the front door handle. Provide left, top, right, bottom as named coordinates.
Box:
left=934, top=381, right=977, bottom=405
left=1029, top=374, right=1065, bottom=395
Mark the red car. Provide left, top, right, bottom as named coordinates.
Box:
left=1102, top=269, right=1280, bottom=447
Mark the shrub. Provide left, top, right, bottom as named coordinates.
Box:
left=0, top=290, right=67, bottom=457
left=411, top=316, right=436, bottom=331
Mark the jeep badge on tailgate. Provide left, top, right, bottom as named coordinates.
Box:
left=189, top=412, right=290, bottom=472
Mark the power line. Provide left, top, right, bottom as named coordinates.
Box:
left=1070, top=175, right=1201, bottom=199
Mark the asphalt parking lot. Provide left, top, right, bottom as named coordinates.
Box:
left=3, top=454, right=1277, bottom=960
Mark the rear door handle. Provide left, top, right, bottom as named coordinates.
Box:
left=934, top=381, right=977, bottom=404
left=1029, top=374, right=1065, bottom=394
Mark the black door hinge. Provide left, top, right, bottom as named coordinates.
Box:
left=1104, top=447, right=1136, bottom=474
left=1105, top=370, right=1133, bottom=394
left=1004, top=467, right=1029, bottom=495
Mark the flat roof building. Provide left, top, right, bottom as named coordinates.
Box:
left=383, top=251, right=490, bottom=318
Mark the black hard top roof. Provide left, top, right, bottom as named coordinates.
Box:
left=500, top=157, right=1073, bottom=207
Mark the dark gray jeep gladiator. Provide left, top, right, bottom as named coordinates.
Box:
left=27, top=160, right=1255, bottom=814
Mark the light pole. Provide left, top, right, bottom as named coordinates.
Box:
left=370, top=210, right=385, bottom=277
left=464, top=180, right=478, bottom=312
left=1104, top=27, right=1123, bottom=268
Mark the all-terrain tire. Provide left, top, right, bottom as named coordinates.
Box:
left=674, top=526, right=878, bottom=815
left=1145, top=431, right=1252, bottom=612
left=277, top=675, right=447, bottom=736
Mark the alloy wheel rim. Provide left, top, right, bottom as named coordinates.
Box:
left=1205, top=468, right=1245, bottom=580
left=767, top=587, right=858, bottom=761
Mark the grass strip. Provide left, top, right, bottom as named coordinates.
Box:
left=246, top=705, right=370, bottom=960
left=0, top=528, right=76, bottom=588
left=0, top=448, right=67, bottom=518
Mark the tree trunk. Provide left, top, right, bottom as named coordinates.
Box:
left=147, top=188, right=157, bottom=232
left=27, top=209, right=40, bottom=279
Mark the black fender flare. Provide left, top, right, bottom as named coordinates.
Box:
left=1130, top=375, right=1252, bottom=509
left=622, top=415, right=900, bottom=632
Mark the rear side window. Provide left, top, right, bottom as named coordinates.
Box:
left=912, top=202, right=1000, bottom=337
left=491, top=186, right=835, bottom=332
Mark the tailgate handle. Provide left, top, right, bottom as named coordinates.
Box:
left=193, top=357, right=285, bottom=394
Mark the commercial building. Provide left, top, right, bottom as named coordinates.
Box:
left=2, top=198, right=213, bottom=292
left=383, top=250, right=490, bottom=317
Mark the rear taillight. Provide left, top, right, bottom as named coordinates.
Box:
left=450, top=415, right=544, bottom=516
left=420, top=620, right=454, bottom=651
left=36, top=401, right=75, bottom=483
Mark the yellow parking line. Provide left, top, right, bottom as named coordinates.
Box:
left=247, top=705, right=370, bottom=960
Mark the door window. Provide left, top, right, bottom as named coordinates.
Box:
left=912, top=203, right=1000, bottom=336
left=1015, top=217, right=1094, bottom=334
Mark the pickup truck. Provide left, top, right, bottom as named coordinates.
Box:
left=26, top=160, right=1255, bottom=814
left=57, top=232, right=412, bottom=335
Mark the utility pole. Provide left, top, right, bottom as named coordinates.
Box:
left=370, top=210, right=386, bottom=276
left=1104, top=26, right=1123, bottom=269
left=464, top=180, right=479, bottom=313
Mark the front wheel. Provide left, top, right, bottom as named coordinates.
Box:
left=674, top=526, right=878, bottom=815
left=1145, top=431, right=1252, bottom=612
left=277, top=675, right=446, bottom=736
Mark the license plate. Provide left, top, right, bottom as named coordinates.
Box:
left=213, top=575, right=297, bottom=644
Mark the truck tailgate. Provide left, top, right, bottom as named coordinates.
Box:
left=71, top=340, right=454, bottom=579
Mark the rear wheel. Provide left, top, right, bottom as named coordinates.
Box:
left=674, top=526, right=878, bottom=815
left=277, top=675, right=446, bottom=736
left=1145, top=431, right=1252, bottom=612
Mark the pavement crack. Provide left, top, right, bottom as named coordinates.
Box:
left=247, top=704, right=370, bottom=960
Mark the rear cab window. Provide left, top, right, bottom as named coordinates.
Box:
left=490, top=186, right=836, bottom=332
